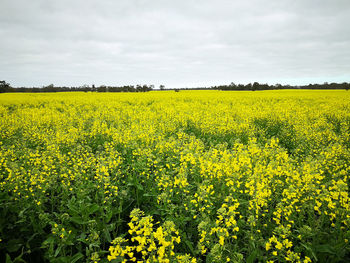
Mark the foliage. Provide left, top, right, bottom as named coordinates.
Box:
left=1, top=79, right=350, bottom=93
left=0, top=90, right=349, bottom=262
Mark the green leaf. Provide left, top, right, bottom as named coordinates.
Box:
left=51, top=256, right=70, bottom=263
left=13, top=255, right=26, bottom=263
left=313, top=244, right=336, bottom=255
left=184, top=239, right=195, bottom=255
left=26, top=232, right=39, bottom=248
left=70, top=216, right=87, bottom=225
left=6, top=254, right=13, bottom=263
left=143, top=193, right=155, bottom=197
left=18, top=208, right=28, bottom=218
left=87, top=204, right=100, bottom=215
left=301, top=243, right=318, bottom=261
left=246, top=250, right=257, bottom=263
left=105, top=209, right=113, bottom=222
left=42, top=235, right=55, bottom=247
left=6, top=239, right=23, bottom=253
left=71, top=252, right=84, bottom=263
left=54, top=245, right=62, bottom=257
left=103, top=229, right=112, bottom=243
left=67, top=199, right=79, bottom=216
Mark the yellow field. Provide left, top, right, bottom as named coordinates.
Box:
left=0, top=90, right=349, bottom=262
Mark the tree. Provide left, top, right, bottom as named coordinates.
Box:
left=252, top=82, right=259, bottom=91
left=159, top=85, right=165, bottom=91
left=97, top=85, right=107, bottom=92
left=0, top=80, right=12, bottom=93
left=44, top=84, right=55, bottom=92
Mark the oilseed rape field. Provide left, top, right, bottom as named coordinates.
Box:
left=0, top=90, right=350, bottom=263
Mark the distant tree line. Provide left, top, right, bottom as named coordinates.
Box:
left=211, top=82, right=350, bottom=91
left=1, top=80, right=349, bottom=93
left=0, top=81, right=154, bottom=93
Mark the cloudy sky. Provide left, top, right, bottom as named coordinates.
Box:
left=1, top=0, right=349, bottom=88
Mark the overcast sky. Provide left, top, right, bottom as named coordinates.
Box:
left=1, top=0, right=349, bottom=88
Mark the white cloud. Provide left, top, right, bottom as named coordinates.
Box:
left=0, top=0, right=349, bottom=87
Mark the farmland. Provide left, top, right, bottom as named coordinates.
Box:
left=0, top=90, right=350, bottom=262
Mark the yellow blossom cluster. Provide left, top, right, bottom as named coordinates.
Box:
left=108, top=209, right=196, bottom=263
left=1, top=90, right=349, bottom=262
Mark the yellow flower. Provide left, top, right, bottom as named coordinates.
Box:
left=275, top=242, right=283, bottom=250
left=304, top=256, right=312, bottom=263
left=266, top=242, right=271, bottom=251
left=219, top=236, right=225, bottom=246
